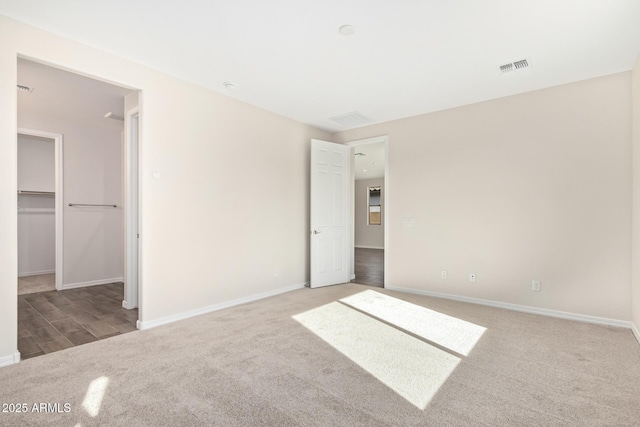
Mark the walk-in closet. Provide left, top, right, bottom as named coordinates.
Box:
left=17, top=133, right=56, bottom=295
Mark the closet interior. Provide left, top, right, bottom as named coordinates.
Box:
left=17, top=133, right=56, bottom=295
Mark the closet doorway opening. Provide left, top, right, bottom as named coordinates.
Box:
left=16, top=57, right=140, bottom=360
left=17, top=129, right=63, bottom=294
left=347, top=136, right=388, bottom=288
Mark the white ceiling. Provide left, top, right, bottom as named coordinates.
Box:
left=354, top=142, right=385, bottom=180
left=3, top=1, right=640, bottom=132
left=18, top=58, right=131, bottom=123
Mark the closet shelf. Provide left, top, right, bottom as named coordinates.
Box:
left=18, top=190, right=55, bottom=197
left=18, top=207, right=55, bottom=213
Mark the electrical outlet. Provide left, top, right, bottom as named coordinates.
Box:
left=469, top=273, right=476, bottom=282
left=532, top=280, right=541, bottom=292
left=441, top=270, right=448, bottom=279
left=274, top=268, right=280, bottom=277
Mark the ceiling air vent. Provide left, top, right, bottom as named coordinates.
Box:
left=17, top=84, right=34, bottom=93
left=513, top=59, right=529, bottom=70
left=329, top=111, right=372, bottom=128
left=500, top=59, right=530, bottom=74
left=499, top=63, right=514, bottom=74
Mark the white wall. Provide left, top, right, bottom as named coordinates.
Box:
left=335, top=72, right=632, bottom=322
left=632, top=54, right=640, bottom=339
left=17, top=134, right=54, bottom=192
left=18, top=87, right=125, bottom=287
left=355, top=178, right=384, bottom=249
left=0, top=16, right=330, bottom=362
left=17, top=134, right=55, bottom=276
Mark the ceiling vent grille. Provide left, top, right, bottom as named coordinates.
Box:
left=513, top=59, right=529, bottom=70
left=17, top=84, right=34, bottom=93
left=500, top=59, right=530, bottom=74
left=499, top=63, right=514, bottom=74
left=329, top=111, right=372, bottom=128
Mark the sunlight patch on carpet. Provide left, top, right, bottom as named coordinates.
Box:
left=340, top=290, right=486, bottom=356
left=82, top=376, right=109, bottom=417
left=293, top=302, right=460, bottom=409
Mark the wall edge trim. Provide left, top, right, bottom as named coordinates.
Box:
left=138, top=282, right=308, bottom=330
left=386, top=286, right=632, bottom=328
left=0, top=351, right=21, bottom=368
left=122, top=300, right=136, bottom=310
left=632, top=322, right=640, bottom=344
left=62, top=277, right=124, bottom=290
left=18, top=270, right=55, bottom=278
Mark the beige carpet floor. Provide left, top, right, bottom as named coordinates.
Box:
left=1, top=283, right=639, bottom=426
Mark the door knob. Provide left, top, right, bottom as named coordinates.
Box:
left=313, top=230, right=322, bottom=234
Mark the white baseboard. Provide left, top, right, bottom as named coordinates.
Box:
left=18, top=269, right=55, bottom=278
left=0, top=351, right=21, bottom=368
left=355, top=245, right=384, bottom=250
left=632, top=323, right=640, bottom=344
left=122, top=300, right=137, bottom=310
left=386, top=286, right=632, bottom=329
left=138, top=282, right=309, bottom=330
left=62, top=277, right=124, bottom=290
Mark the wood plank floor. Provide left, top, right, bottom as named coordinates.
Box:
left=352, top=247, right=384, bottom=287
left=18, top=273, right=56, bottom=295
left=18, top=282, right=138, bottom=360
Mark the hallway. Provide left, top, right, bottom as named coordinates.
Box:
left=353, top=248, right=384, bottom=288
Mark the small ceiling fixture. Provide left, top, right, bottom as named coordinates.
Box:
left=362, top=169, right=367, bottom=172
left=339, top=24, right=355, bottom=36
left=17, top=84, right=34, bottom=93
left=329, top=111, right=372, bottom=128
left=223, top=81, right=236, bottom=90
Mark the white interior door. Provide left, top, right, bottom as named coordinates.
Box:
left=310, top=139, right=350, bottom=288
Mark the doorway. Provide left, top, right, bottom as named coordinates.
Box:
left=17, top=129, right=63, bottom=294
left=347, top=136, right=388, bottom=288
left=16, top=57, right=140, bottom=360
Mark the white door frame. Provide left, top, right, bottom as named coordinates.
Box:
left=123, top=107, right=140, bottom=311
left=17, top=127, right=64, bottom=291
left=346, top=135, right=389, bottom=288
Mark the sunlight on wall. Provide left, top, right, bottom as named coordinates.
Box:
left=293, top=302, right=460, bottom=409
left=82, top=376, right=109, bottom=417
left=340, top=290, right=486, bottom=356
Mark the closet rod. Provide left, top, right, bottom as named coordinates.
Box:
left=17, top=190, right=55, bottom=196
left=69, top=203, right=117, bottom=208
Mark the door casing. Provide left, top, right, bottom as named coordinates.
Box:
left=123, top=107, right=140, bottom=312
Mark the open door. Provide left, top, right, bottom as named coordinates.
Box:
left=310, top=139, right=350, bottom=288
